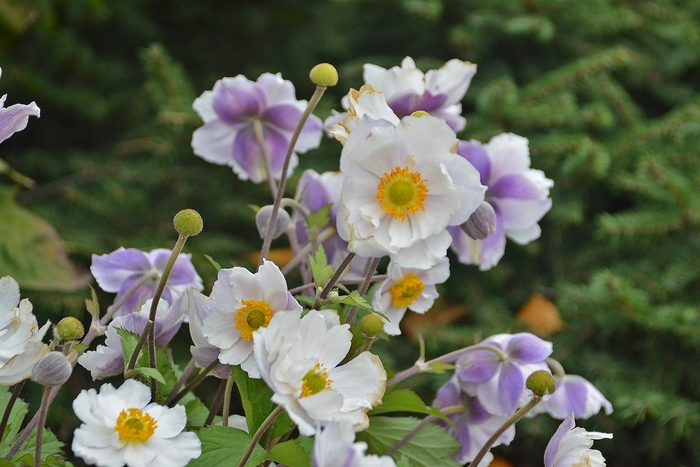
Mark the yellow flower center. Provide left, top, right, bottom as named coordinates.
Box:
left=235, top=299, right=273, bottom=341
left=376, top=166, right=428, bottom=221
left=390, top=274, right=425, bottom=308
left=115, top=408, right=157, bottom=443
left=300, top=363, right=332, bottom=397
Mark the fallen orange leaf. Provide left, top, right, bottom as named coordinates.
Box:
left=488, top=455, right=514, bottom=467
left=516, top=293, right=566, bottom=336
left=246, top=247, right=295, bottom=268
left=401, top=301, right=469, bottom=339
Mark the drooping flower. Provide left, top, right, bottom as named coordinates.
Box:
left=0, top=276, right=50, bottom=385
left=455, top=333, right=552, bottom=416
left=72, top=379, right=201, bottom=467
left=337, top=114, right=485, bottom=269
left=191, top=73, right=323, bottom=183
left=371, top=257, right=449, bottom=335
left=203, top=260, right=301, bottom=378
left=313, top=421, right=396, bottom=467
left=253, top=309, right=386, bottom=436
left=449, top=134, right=553, bottom=270
left=91, top=247, right=203, bottom=317
left=185, top=289, right=231, bottom=379
left=0, top=70, right=40, bottom=144
left=327, top=85, right=399, bottom=144
left=544, top=413, right=612, bottom=467
left=434, top=376, right=514, bottom=465
left=78, top=297, right=187, bottom=380
left=530, top=374, right=613, bottom=420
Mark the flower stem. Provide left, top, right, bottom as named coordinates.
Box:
left=168, top=359, right=219, bottom=407
left=165, top=357, right=196, bottom=405
left=205, top=379, right=228, bottom=427
left=344, top=257, right=380, bottom=325
left=5, top=386, right=59, bottom=461
left=316, top=252, right=355, bottom=307
left=222, top=368, right=236, bottom=427
left=236, top=405, right=284, bottom=467
left=33, top=386, right=53, bottom=467
left=470, top=395, right=542, bottom=467
left=281, top=226, right=336, bottom=276
left=546, top=357, right=566, bottom=378
left=259, top=85, right=326, bottom=265
left=0, top=380, right=24, bottom=442
left=252, top=118, right=278, bottom=197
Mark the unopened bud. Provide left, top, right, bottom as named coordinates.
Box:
left=173, top=209, right=203, bottom=237
left=526, top=369, right=556, bottom=397
left=255, top=205, right=291, bottom=239
left=32, top=352, right=72, bottom=387
left=359, top=314, right=385, bottom=337
left=309, top=63, right=338, bottom=87
left=55, top=317, right=85, bottom=341
left=461, top=201, right=497, bottom=240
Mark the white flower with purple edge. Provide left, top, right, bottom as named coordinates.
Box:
left=449, top=134, right=553, bottom=270
left=91, top=247, right=202, bottom=317
left=203, top=259, right=301, bottom=378
left=0, top=276, right=50, bottom=385
left=544, top=413, right=612, bottom=467
left=78, top=297, right=187, bottom=380
left=530, top=374, right=613, bottom=420
left=72, top=379, right=201, bottom=467
left=372, top=257, right=449, bottom=335
left=192, top=73, right=323, bottom=183
left=253, top=309, right=386, bottom=436
left=0, top=69, right=40, bottom=144
left=456, top=332, right=552, bottom=416
left=328, top=85, right=400, bottom=144
left=434, top=376, right=514, bottom=465
left=337, top=114, right=485, bottom=269
left=313, top=421, right=396, bottom=467
left=185, top=288, right=231, bottom=379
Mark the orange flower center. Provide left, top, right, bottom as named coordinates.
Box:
left=235, top=299, right=273, bottom=341
left=376, top=166, right=428, bottom=221
left=390, top=274, right=425, bottom=308
left=300, top=363, right=332, bottom=397
left=115, top=408, right=157, bottom=443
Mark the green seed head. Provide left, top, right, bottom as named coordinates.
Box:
left=55, top=317, right=85, bottom=341
left=526, top=369, right=556, bottom=397
left=173, top=209, right=203, bottom=237
left=359, top=314, right=385, bottom=337
left=309, top=63, right=338, bottom=87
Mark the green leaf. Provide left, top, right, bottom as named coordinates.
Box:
left=369, top=389, right=432, bottom=416
left=188, top=426, right=267, bottom=467
left=331, top=290, right=387, bottom=320
left=134, top=366, right=166, bottom=384
left=0, top=385, right=28, bottom=448
left=305, top=204, right=331, bottom=233
left=8, top=419, right=66, bottom=463
left=427, top=362, right=454, bottom=374
left=266, top=439, right=312, bottom=467
left=270, top=409, right=295, bottom=439
left=85, top=285, right=100, bottom=319
left=116, top=328, right=140, bottom=370
left=356, top=416, right=461, bottom=467
left=230, top=365, right=274, bottom=435
left=185, top=397, right=211, bottom=427
left=396, top=456, right=412, bottom=467
left=308, top=244, right=335, bottom=288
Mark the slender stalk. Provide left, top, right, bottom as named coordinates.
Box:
left=165, top=358, right=196, bottom=405
left=259, top=85, right=327, bottom=264
left=252, top=118, right=278, bottom=197
left=470, top=396, right=542, bottom=467
left=339, top=274, right=386, bottom=285
left=33, top=387, right=53, bottom=467
left=344, top=257, right=380, bottom=325
left=360, top=336, right=375, bottom=353
left=236, top=406, right=284, bottom=467
left=281, top=226, right=336, bottom=275
left=168, top=360, right=220, bottom=407
left=5, top=386, right=60, bottom=460
left=205, top=379, right=228, bottom=427
left=222, top=370, right=236, bottom=427
left=546, top=357, right=566, bottom=378
left=314, top=252, right=355, bottom=309
left=288, top=283, right=317, bottom=295
left=0, top=381, right=24, bottom=442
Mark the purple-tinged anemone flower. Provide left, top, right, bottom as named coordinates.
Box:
left=456, top=333, right=552, bottom=416
left=312, top=421, right=396, bottom=467
left=185, top=289, right=230, bottom=379
left=449, top=134, right=553, bottom=270
left=192, top=73, right=323, bottom=183
left=530, top=375, right=613, bottom=420
left=78, top=298, right=187, bottom=380
left=434, top=376, right=514, bottom=465
left=0, top=75, right=40, bottom=145
left=544, top=413, right=612, bottom=467
left=91, top=247, right=202, bottom=317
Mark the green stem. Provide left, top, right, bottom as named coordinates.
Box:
left=470, top=396, right=542, bottom=467
left=252, top=118, right=278, bottom=197
left=0, top=380, right=24, bottom=442
left=236, top=406, right=284, bottom=467
left=259, top=85, right=326, bottom=265
left=205, top=379, right=228, bottom=427
left=315, top=252, right=355, bottom=308
left=165, top=357, right=196, bottom=405
left=546, top=357, right=566, bottom=379
left=33, top=387, right=52, bottom=467
left=344, top=257, right=380, bottom=325
left=168, top=360, right=220, bottom=407
left=222, top=368, right=236, bottom=427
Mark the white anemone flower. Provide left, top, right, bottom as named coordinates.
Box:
left=337, top=114, right=485, bottom=269
left=0, top=276, right=50, bottom=385
left=253, top=309, right=386, bottom=436
left=313, top=421, right=396, bottom=467
left=544, top=413, right=612, bottom=467
left=203, top=259, right=301, bottom=378
left=329, top=85, right=399, bottom=144
left=71, top=379, right=201, bottom=467
left=372, top=257, right=450, bottom=335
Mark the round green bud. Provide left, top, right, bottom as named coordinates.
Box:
left=55, top=317, right=85, bottom=341
left=32, top=351, right=72, bottom=387
left=309, top=63, right=338, bottom=87
left=173, top=209, right=203, bottom=237
left=410, top=110, right=430, bottom=117
left=526, top=369, right=556, bottom=397
left=359, top=314, right=385, bottom=337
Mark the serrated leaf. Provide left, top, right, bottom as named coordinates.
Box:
left=308, top=244, right=334, bottom=288
left=188, top=426, right=267, bottom=467
left=116, top=328, right=140, bottom=370
left=266, top=439, right=312, bottom=467
left=427, top=362, right=454, bottom=374
left=305, top=204, right=331, bottom=233
left=332, top=291, right=387, bottom=320
left=356, top=416, right=461, bottom=467
left=134, top=366, right=166, bottom=384
left=0, top=385, right=28, bottom=449
left=9, top=418, right=65, bottom=463
left=85, top=285, right=100, bottom=319
left=396, top=456, right=412, bottom=467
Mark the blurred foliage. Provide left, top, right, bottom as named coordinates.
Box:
left=0, top=0, right=699, bottom=465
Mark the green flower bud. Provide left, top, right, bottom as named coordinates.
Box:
left=173, top=209, right=203, bottom=237
left=55, top=317, right=85, bottom=341
left=526, top=369, right=556, bottom=397
left=32, top=351, right=72, bottom=387
left=410, top=110, right=430, bottom=117
left=255, top=205, right=291, bottom=239
left=309, top=63, right=338, bottom=87
left=359, top=314, right=385, bottom=337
